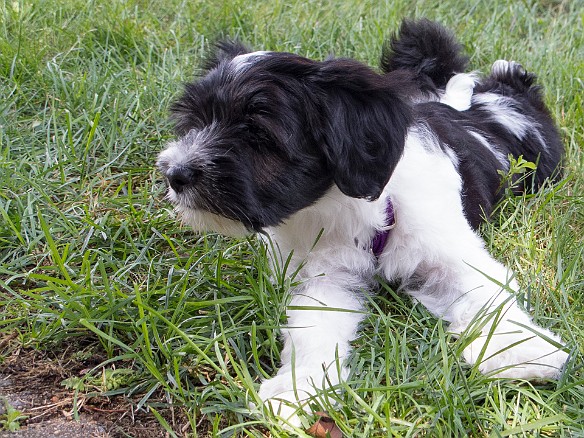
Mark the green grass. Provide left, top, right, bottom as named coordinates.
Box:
left=1, top=0, right=583, bottom=436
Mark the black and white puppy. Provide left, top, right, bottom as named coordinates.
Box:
left=158, top=19, right=569, bottom=425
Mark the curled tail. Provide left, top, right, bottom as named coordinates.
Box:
left=381, top=19, right=468, bottom=93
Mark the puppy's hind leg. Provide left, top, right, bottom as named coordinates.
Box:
left=381, top=143, right=569, bottom=380
left=414, top=248, right=568, bottom=379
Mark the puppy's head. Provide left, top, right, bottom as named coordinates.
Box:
left=157, top=41, right=411, bottom=235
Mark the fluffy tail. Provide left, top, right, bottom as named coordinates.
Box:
left=381, top=19, right=468, bottom=93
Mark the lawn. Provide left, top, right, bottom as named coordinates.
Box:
left=1, top=0, right=583, bottom=436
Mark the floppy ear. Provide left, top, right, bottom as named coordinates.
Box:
left=316, top=59, right=412, bottom=200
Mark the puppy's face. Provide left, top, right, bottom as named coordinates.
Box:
left=158, top=42, right=411, bottom=235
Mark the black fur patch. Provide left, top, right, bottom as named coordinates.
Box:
left=381, top=18, right=469, bottom=93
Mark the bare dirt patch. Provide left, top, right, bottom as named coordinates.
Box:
left=0, top=336, right=183, bottom=437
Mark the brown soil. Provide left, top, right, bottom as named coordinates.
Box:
left=0, top=335, right=188, bottom=437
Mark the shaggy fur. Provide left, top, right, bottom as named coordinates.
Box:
left=157, top=19, right=569, bottom=426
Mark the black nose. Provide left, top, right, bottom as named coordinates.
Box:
left=167, top=166, right=198, bottom=193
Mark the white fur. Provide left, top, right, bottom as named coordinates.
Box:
left=471, top=90, right=547, bottom=151
left=468, top=130, right=510, bottom=171
left=491, top=59, right=525, bottom=77
left=257, top=126, right=568, bottom=426
left=440, top=73, right=478, bottom=110
left=381, top=131, right=566, bottom=377
left=473, top=59, right=543, bottom=149
left=158, top=124, right=223, bottom=163
left=175, top=206, right=249, bottom=237
left=258, top=189, right=379, bottom=426
left=231, top=51, right=270, bottom=73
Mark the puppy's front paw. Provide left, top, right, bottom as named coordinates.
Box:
left=463, top=319, right=569, bottom=379
left=259, top=391, right=308, bottom=429
left=258, top=366, right=345, bottom=429
left=258, top=371, right=316, bottom=429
